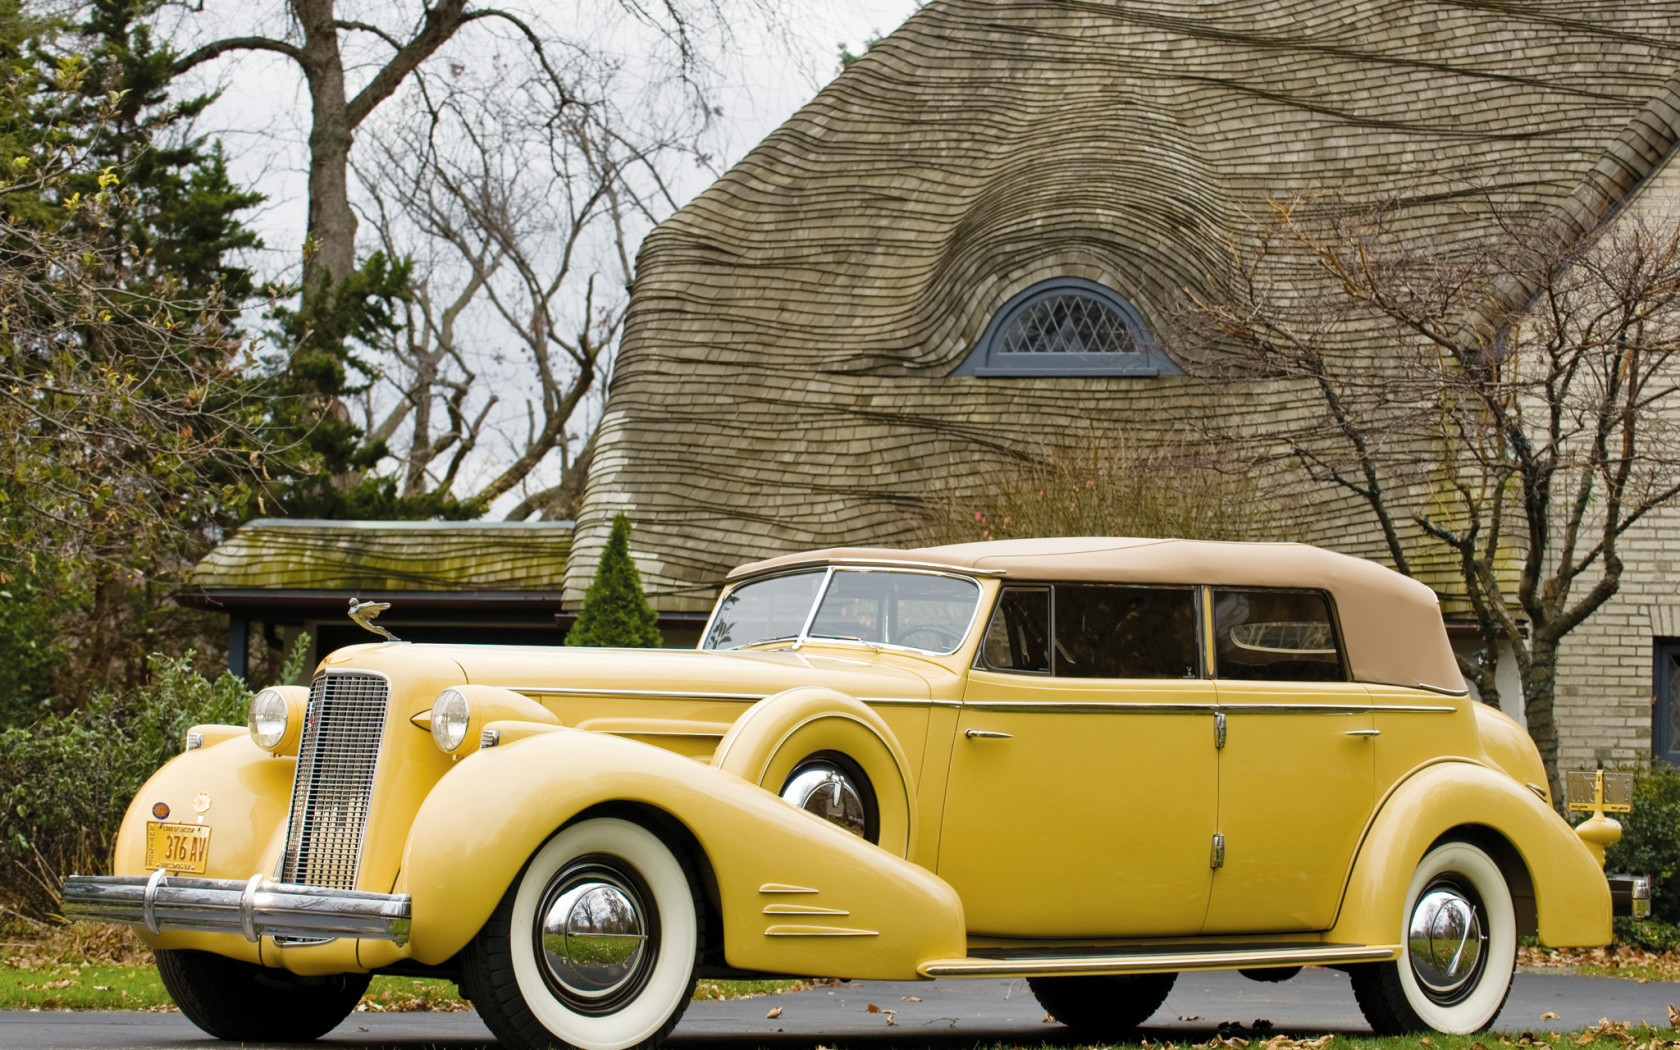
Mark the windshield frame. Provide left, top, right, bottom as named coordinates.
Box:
left=700, top=566, right=985, bottom=656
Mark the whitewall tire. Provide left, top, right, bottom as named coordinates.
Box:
left=465, top=817, right=701, bottom=1050
left=1352, top=840, right=1516, bottom=1034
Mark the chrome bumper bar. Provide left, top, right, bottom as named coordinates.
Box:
left=1609, top=873, right=1652, bottom=920
left=61, top=871, right=411, bottom=946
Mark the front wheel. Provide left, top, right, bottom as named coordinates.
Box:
left=464, top=817, right=701, bottom=1050
left=1028, top=971, right=1176, bottom=1039
left=1350, top=840, right=1517, bottom=1034
left=155, top=948, right=368, bottom=1041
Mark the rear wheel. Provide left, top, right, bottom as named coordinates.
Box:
left=1029, top=971, right=1176, bottom=1038
left=155, top=948, right=368, bottom=1042
left=464, top=817, right=701, bottom=1050
left=1350, top=841, right=1516, bottom=1034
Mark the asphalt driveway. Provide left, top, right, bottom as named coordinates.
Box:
left=3, top=967, right=1677, bottom=1050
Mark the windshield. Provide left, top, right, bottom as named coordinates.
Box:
left=703, top=568, right=982, bottom=654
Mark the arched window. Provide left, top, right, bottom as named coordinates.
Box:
left=951, top=278, right=1181, bottom=376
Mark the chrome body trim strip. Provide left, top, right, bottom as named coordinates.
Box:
left=61, top=874, right=412, bottom=946
left=764, top=924, right=879, bottom=937
left=860, top=697, right=963, bottom=708
left=957, top=701, right=1456, bottom=715
left=511, top=686, right=768, bottom=701
left=918, top=943, right=1398, bottom=977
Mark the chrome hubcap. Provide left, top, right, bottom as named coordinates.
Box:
left=1408, top=881, right=1486, bottom=1002
left=781, top=764, right=867, bottom=838
left=537, top=865, right=653, bottom=1011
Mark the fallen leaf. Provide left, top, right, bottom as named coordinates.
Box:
left=1181, top=1015, right=1203, bottom=1022
left=1670, top=1006, right=1680, bottom=1030
left=765, top=1007, right=781, bottom=1019
left=1544, top=1013, right=1560, bottom=1021
left=885, top=1011, right=898, bottom=1027
left=900, top=995, right=921, bottom=1002
left=1043, top=1013, right=1056, bottom=1024
left=1422, top=1039, right=1436, bottom=1048
left=866, top=1004, right=880, bottom=1013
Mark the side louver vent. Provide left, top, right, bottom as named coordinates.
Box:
left=280, top=673, right=389, bottom=889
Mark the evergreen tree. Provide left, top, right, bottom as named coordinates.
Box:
left=0, top=0, right=273, bottom=705
left=566, top=514, right=662, bottom=647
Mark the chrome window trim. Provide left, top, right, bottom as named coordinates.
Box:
left=727, top=557, right=1007, bottom=586
left=702, top=566, right=985, bottom=657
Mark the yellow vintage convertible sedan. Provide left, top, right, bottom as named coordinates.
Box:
left=64, top=538, right=1631, bottom=1048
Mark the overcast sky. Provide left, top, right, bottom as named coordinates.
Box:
left=169, top=2, right=924, bottom=285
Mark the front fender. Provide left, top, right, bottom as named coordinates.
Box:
left=108, top=732, right=294, bottom=963
left=398, top=728, right=966, bottom=976
left=1328, top=761, right=1609, bottom=949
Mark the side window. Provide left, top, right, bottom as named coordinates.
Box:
left=980, top=587, right=1050, bottom=673
left=1212, top=589, right=1346, bottom=682
left=1053, top=585, right=1200, bottom=679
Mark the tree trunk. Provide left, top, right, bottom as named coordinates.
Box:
left=295, top=0, right=357, bottom=291
left=1523, top=639, right=1564, bottom=807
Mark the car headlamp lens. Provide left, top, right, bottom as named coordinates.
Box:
left=249, top=688, right=290, bottom=751
left=432, top=688, right=471, bottom=752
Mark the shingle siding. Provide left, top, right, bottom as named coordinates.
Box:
left=571, top=0, right=1680, bottom=763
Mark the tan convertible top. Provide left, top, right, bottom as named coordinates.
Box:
left=728, top=537, right=1464, bottom=694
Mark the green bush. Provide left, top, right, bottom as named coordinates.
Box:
left=566, top=514, right=662, bottom=647
left=0, top=642, right=307, bottom=922
left=1604, top=764, right=1680, bottom=926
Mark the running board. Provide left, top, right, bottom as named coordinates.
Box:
left=918, top=943, right=1398, bottom=978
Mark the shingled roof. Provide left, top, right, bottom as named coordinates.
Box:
left=186, top=519, right=571, bottom=599
left=567, top=0, right=1680, bottom=611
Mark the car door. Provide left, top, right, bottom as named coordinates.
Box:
left=938, top=584, right=1220, bottom=939
left=1202, top=588, right=1376, bottom=934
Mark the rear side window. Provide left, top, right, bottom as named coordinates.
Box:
left=1212, top=589, right=1345, bottom=682
left=1054, top=585, right=1200, bottom=679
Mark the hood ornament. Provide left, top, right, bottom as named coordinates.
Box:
left=348, top=597, right=402, bottom=642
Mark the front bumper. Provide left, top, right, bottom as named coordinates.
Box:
left=61, top=872, right=411, bottom=945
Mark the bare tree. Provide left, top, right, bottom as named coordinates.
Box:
left=171, top=0, right=746, bottom=295
left=1186, top=192, right=1680, bottom=801
left=350, top=46, right=687, bottom=518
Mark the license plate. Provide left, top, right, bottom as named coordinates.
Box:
left=144, top=822, right=211, bottom=874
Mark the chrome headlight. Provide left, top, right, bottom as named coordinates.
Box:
left=432, top=688, right=471, bottom=753
left=249, top=688, right=290, bottom=750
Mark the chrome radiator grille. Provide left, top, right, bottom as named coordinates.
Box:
left=280, top=673, right=390, bottom=889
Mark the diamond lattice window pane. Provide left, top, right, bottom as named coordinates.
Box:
left=997, top=295, right=1139, bottom=356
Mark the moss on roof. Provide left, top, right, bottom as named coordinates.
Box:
left=189, top=519, right=573, bottom=593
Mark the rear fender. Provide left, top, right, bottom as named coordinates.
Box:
left=1329, top=761, right=1609, bottom=949
left=398, top=728, right=965, bottom=976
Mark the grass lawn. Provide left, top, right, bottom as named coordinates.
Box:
left=0, top=924, right=807, bottom=1011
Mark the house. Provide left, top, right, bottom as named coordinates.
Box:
left=563, top=0, right=1680, bottom=769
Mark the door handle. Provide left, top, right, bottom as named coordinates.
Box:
left=964, top=729, right=1013, bottom=740
left=1344, top=729, right=1381, bottom=737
